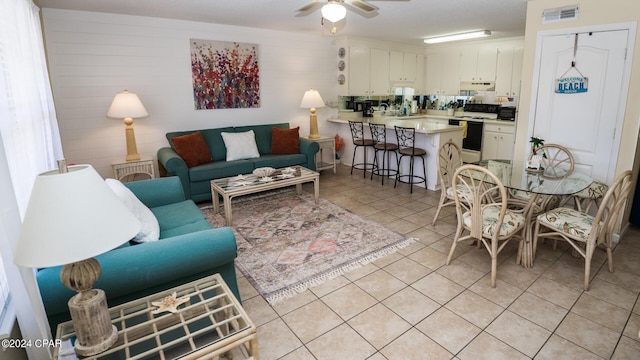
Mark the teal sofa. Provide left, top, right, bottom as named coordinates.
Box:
left=36, top=176, right=239, bottom=334
left=157, top=123, right=320, bottom=202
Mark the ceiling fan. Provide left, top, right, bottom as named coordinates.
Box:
left=296, top=0, right=409, bottom=22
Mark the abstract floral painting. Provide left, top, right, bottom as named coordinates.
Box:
left=190, top=39, right=260, bottom=109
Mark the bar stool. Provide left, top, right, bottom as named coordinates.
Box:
left=369, top=123, right=398, bottom=185
left=348, top=121, right=376, bottom=178
left=394, top=126, right=427, bottom=193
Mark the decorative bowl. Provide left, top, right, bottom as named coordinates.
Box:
left=253, top=167, right=275, bottom=178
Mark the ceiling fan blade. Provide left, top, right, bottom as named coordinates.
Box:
left=295, top=1, right=323, bottom=17
left=346, top=0, right=378, bottom=13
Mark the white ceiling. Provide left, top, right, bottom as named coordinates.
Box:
left=35, top=0, right=528, bottom=45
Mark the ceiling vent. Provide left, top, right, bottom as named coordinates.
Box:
left=542, top=5, right=579, bottom=24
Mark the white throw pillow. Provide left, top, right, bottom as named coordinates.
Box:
left=221, top=130, right=260, bottom=161
left=105, top=178, right=160, bottom=243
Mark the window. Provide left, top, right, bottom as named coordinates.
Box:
left=0, top=0, right=63, bottom=348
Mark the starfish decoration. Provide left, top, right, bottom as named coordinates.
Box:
left=151, top=292, right=190, bottom=314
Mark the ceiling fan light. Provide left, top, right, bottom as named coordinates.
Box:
left=321, top=3, right=347, bottom=23
left=424, top=30, right=492, bottom=44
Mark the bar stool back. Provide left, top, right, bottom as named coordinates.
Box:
left=369, top=123, right=398, bottom=185
left=348, top=121, right=376, bottom=178
left=394, top=126, right=427, bottom=193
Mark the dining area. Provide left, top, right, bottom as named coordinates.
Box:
left=434, top=141, right=634, bottom=291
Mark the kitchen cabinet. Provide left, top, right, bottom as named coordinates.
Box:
left=482, top=123, right=515, bottom=160
left=495, top=47, right=523, bottom=97
left=348, top=46, right=390, bottom=95
left=390, top=50, right=418, bottom=83
left=425, top=49, right=460, bottom=95
left=459, top=46, right=497, bottom=82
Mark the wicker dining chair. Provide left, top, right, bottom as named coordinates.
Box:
left=509, top=144, right=575, bottom=211
left=532, top=170, right=633, bottom=290
left=445, top=164, right=527, bottom=288
left=432, top=140, right=463, bottom=225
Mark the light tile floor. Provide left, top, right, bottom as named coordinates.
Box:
left=234, top=165, right=640, bottom=359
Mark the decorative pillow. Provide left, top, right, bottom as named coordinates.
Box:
left=221, top=130, right=260, bottom=161
left=171, top=131, right=212, bottom=168
left=271, top=127, right=300, bottom=155
left=105, top=179, right=160, bottom=243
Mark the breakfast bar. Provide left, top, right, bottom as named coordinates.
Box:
left=328, top=116, right=464, bottom=191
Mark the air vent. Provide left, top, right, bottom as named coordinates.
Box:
left=542, top=5, right=579, bottom=24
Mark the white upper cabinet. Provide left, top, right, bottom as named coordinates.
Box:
left=459, top=46, right=497, bottom=82
left=495, top=46, right=523, bottom=97
left=348, top=45, right=371, bottom=95
left=370, top=48, right=391, bottom=95
left=425, top=49, right=460, bottom=95
left=347, top=46, right=390, bottom=96
left=390, top=50, right=418, bottom=82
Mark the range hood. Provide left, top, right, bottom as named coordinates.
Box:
left=459, top=81, right=495, bottom=91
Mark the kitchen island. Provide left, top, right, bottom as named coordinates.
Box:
left=327, top=117, right=463, bottom=191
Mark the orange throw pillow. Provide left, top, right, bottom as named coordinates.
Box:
left=171, top=131, right=212, bottom=168
left=271, top=127, right=300, bottom=155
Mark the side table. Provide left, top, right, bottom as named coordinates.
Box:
left=53, top=274, right=259, bottom=360
left=304, top=136, right=336, bottom=173
left=111, top=157, right=155, bottom=182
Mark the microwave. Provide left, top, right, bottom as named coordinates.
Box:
left=497, top=106, right=516, bottom=121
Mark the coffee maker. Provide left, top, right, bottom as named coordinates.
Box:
left=362, top=101, right=374, bottom=117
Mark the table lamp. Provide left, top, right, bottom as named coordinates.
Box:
left=14, top=161, right=140, bottom=356
left=300, top=89, right=325, bottom=140
left=107, top=90, right=149, bottom=162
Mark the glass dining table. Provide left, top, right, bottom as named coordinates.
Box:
left=473, top=159, right=594, bottom=268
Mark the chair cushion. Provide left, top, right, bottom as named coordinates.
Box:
left=537, top=207, right=594, bottom=240
left=446, top=185, right=473, bottom=202
left=574, top=180, right=608, bottom=200
left=399, top=147, right=426, bottom=156
left=271, top=126, right=300, bottom=155
left=462, top=207, right=526, bottom=237
left=171, top=131, right=213, bottom=168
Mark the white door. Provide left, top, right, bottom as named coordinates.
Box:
left=532, top=30, right=628, bottom=184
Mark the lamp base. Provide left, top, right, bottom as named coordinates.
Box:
left=68, top=289, right=118, bottom=356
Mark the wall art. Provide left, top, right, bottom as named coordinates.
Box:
left=190, top=39, right=260, bottom=109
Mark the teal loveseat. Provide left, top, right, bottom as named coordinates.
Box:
left=36, top=176, right=239, bottom=334
left=157, top=123, right=320, bottom=202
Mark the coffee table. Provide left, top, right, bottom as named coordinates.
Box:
left=210, top=166, right=320, bottom=226
left=54, top=274, right=258, bottom=359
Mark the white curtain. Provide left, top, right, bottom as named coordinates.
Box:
left=0, top=0, right=64, bottom=358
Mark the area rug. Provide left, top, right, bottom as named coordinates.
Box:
left=200, top=190, right=416, bottom=304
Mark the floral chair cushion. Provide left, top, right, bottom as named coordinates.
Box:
left=446, top=185, right=473, bottom=202
left=536, top=207, right=594, bottom=240
left=462, top=207, right=526, bottom=237
left=574, top=180, right=608, bottom=200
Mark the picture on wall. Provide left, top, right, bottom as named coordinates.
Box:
left=190, top=39, right=260, bottom=110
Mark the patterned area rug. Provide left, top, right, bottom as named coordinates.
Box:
left=200, top=189, right=416, bottom=304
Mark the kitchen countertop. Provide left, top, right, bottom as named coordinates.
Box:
left=334, top=110, right=515, bottom=126
left=327, top=117, right=464, bottom=135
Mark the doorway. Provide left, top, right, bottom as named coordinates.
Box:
left=530, top=26, right=632, bottom=184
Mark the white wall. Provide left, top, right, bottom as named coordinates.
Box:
left=41, top=9, right=337, bottom=178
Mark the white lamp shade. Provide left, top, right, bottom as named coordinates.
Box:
left=14, top=165, right=141, bottom=268
left=321, top=3, right=347, bottom=23
left=106, top=90, right=149, bottom=119
left=299, top=89, right=326, bottom=109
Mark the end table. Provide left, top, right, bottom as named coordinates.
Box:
left=111, top=157, right=155, bottom=182
left=304, top=135, right=336, bottom=173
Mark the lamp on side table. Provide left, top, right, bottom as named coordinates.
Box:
left=14, top=161, right=140, bottom=356
left=300, top=89, right=325, bottom=140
